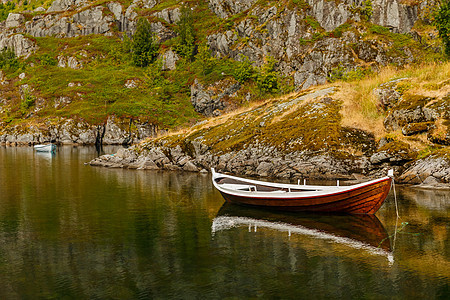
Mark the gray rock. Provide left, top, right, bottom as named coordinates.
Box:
left=371, top=0, right=418, bottom=33
left=0, top=33, right=37, bottom=58
left=156, top=7, right=181, bottom=24
left=5, top=13, right=25, bottom=28
left=161, top=49, right=179, bottom=71
left=256, top=161, right=273, bottom=177
left=47, top=0, right=88, bottom=12
left=399, top=156, right=450, bottom=184
left=190, top=79, right=240, bottom=116
left=183, top=161, right=199, bottom=172
left=208, top=0, right=257, bottom=18
left=373, top=78, right=408, bottom=110
left=133, top=0, right=157, bottom=9
left=125, top=79, right=138, bottom=89
left=402, top=122, right=435, bottom=136
left=138, top=157, right=159, bottom=170
left=306, top=0, right=351, bottom=31
left=384, top=105, right=438, bottom=132
left=58, top=56, right=83, bottom=69
left=54, top=96, right=72, bottom=109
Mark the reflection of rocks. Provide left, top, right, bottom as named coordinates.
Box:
left=400, top=187, right=450, bottom=210
left=0, top=117, right=161, bottom=145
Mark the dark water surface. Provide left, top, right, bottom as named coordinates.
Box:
left=0, top=146, right=448, bottom=299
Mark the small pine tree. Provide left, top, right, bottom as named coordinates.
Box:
left=233, top=55, right=255, bottom=83
left=257, top=57, right=278, bottom=93
left=131, top=18, right=159, bottom=67
left=0, top=47, right=19, bottom=70
left=196, top=42, right=215, bottom=75
left=435, top=0, right=450, bottom=57
left=175, top=5, right=196, bottom=61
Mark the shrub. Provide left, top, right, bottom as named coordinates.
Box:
left=328, top=64, right=369, bottom=82
left=257, top=57, right=278, bottom=93
left=21, top=90, right=35, bottom=109
left=39, top=54, right=57, bottom=66
left=196, top=41, right=215, bottom=75
left=0, top=2, right=15, bottom=22
left=0, top=47, right=20, bottom=71
left=233, top=55, right=255, bottom=83
left=131, top=18, right=159, bottom=67
left=361, top=0, right=373, bottom=20
left=435, top=0, right=450, bottom=57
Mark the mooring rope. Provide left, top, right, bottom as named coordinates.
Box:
left=392, top=178, right=399, bottom=218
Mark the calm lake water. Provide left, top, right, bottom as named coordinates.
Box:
left=0, top=146, right=448, bottom=299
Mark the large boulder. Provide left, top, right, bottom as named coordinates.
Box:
left=190, top=79, right=240, bottom=117
left=208, top=0, right=258, bottom=18
left=0, top=33, right=37, bottom=58
left=47, top=0, right=89, bottom=12
left=399, top=154, right=450, bottom=184
left=5, top=13, right=25, bottom=28
left=371, top=0, right=418, bottom=33
left=161, top=49, right=179, bottom=71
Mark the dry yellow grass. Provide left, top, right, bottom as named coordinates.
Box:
left=144, top=62, right=449, bottom=152
left=335, top=62, right=450, bottom=140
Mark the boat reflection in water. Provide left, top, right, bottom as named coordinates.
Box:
left=212, top=203, right=393, bottom=263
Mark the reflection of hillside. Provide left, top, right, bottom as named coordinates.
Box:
left=213, top=204, right=392, bottom=261
left=398, top=187, right=450, bottom=211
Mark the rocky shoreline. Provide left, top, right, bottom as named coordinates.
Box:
left=88, top=142, right=450, bottom=189
left=0, top=116, right=163, bottom=146
left=88, top=76, right=450, bottom=188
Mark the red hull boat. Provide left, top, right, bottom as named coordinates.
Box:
left=212, top=169, right=393, bottom=214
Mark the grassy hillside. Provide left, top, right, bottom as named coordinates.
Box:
left=136, top=61, right=449, bottom=160
left=0, top=0, right=448, bottom=136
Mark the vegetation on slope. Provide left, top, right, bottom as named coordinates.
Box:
left=0, top=0, right=448, bottom=136
left=136, top=61, right=449, bottom=163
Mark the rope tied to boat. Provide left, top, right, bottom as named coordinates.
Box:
left=388, top=169, right=399, bottom=218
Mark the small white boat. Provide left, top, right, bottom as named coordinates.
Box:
left=34, top=144, right=56, bottom=152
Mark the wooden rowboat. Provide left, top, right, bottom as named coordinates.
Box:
left=212, top=168, right=393, bottom=214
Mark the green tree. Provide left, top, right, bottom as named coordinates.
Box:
left=435, top=0, right=450, bottom=57
left=131, top=18, right=159, bottom=67
left=257, top=57, right=278, bottom=93
left=196, top=41, right=215, bottom=75
left=175, top=5, right=196, bottom=61
left=0, top=47, right=19, bottom=70
left=233, top=55, right=255, bottom=83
